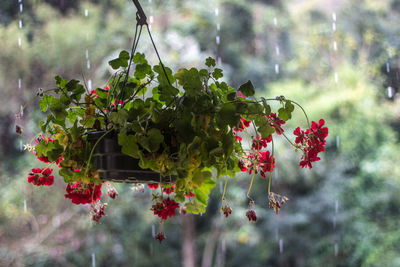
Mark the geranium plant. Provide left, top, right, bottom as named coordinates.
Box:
left=16, top=1, right=328, bottom=242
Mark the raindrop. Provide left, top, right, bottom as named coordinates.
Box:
left=20, top=140, right=23, bottom=151
left=151, top=224, right=155, bottom=237
left=386, top=62, right=390, bottom=73
left=388, top=86, right=394, bottom=98
left=87, top=60, right=91, bottom=70
left=19, top=20, right=22, bottom=29
left=86, top=49, right=89, bottom=59
left=336, top=136, right=340, bottom=148
left=219, top=180, right=223, bottom=194
left=274, top=168, right=279, bottom=179
left=275, top=228, right=279, bottom=242
left=217, top=23, right=220, bottom=31
left=334, top=72, right=338, bottom=84
left=333, top=215, right=336, bottom=230
left=217, top=57, right=222, bottom=66
left=332, top=12, right=336, bottom=22
left=23, top=199, right=27, bottom=212
left=275, top=45, right=280, bottom=56
left=279, top=239, right=283, bottom=253
left=221, top=239, right=226, bottom=252
left=20, top=4, right=23, bottom=13
left=85, top=9, right=88, bottom=17
left=18, top=38, right=22, bottom=47
left=149, top=24, right=152, bottom=31
left=88, top=79, right=92, bottom=90
left=334, top=243, right=338, bottom=257
left=388, top=48, right=392, bottom=58
left=273, top=17, right=277, bottom=26
left=18, top=78, right=22, bottom=89
left=216, top=36, right=220, bottom=45
left=149, top=16, right=154, bottom=24
left=91, top=252, right=95, bottom=267
left=215, top=8, right=219, bottom=16
left=333, top=41, right=337, bottom=51
left=335, top=200, right=339, bottom=214
left=275, top=64, right=279, bottom=74
left=20, top=105, right=24, bottom=117
left=332, top=22, right=336, bottom=31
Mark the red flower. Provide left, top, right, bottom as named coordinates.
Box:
left=148, top=183, right=159, bottom=190
left=266, top=113, right=285, bottom=135
left=252, top=134, right=271, bottom=150
left=155, top=232, right=166, bottom=243
left=64, top=182, right=102, bottom=205
left=295, top=119, right=328, bottom=169
left=27, top=168, right=54, bottom=186
left=258, top=151, right=275, bottom=177
left=162, top=185, right=174, bottom=195
left=237, top=91, right=247, bottom=99
left=185, top=192, right=195, bottom=198
left=246, top=209, right=257, bottom=222
left=311, top=119, right=328, bottom=141
left=106, top=183, right=118, bottom=199
left=91, top=201, right=107, bottom=223
left=150, top=198, right=179, bottom=220
left=293, top=127, right=306, bottom=145
left=221, top=204, right=232, bottom=218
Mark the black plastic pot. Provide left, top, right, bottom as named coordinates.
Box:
left=87, top=131, right=173, bottom=184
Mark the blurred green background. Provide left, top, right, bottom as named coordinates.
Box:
left=1, top=0, right=400, bottom=266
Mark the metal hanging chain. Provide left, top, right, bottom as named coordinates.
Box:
left=118, top=0, right=172, bottom=105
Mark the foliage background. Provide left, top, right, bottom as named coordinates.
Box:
left=1, top=0, right=400, bottom=266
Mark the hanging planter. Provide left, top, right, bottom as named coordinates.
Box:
left=87, top=130, right=174, bottom=183
left=16, top=0, right=328, bottom=242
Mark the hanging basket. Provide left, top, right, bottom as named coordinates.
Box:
left=87, top=131, right=173, bottom=184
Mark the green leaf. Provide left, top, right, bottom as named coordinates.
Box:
left=218, top=103, right=240, bottom=128
left=108, top=50, right=130, bottom=69
left=205, top=57, right=216, bottom=67
left=109, top=109, right=129, bottom=126
left=238, top=80, right=255, bottom=97
left=38, top=94, right=55, bottom=112
left=135, top=63, right=152, bottom=79
left=65, top=79, right=79, bottom=91
left=146, top=128, right=164, bottom=152
left=278, top=107, right=290, bottom=121
left=132, top=52, right=146, bottom=64
left=212, top=68, right=223, bottom=79
left=174, top=68, right=202, bottom=96
left=158, top=85, right=179, bottom=103
left=154, top=65, right=175, bottom=86
left=118, top=133, right=139, bottom=157
left=49, top=100, right=67, bottom=121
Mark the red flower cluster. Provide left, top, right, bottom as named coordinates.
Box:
left=162, top=185, right=174, bottom=195
left=266, top=113, right=285, bottom=135
left=246, top=201, right=257, bottom=222
left=239, top=151, right=275, bottom=178
left=91, top=201, right=107, bottom=223
left=64, top=182, right=102, bottom=205
left=150, top=198, right=179, bottom=220
left=232, top=117, right=252, bottom=142
left=246, top=210, right=257, bottom=222
left=268, top=192, right=289, bottom=215
left=27, top=168, right=54, bottom=186
left=148, top=183, right=159, bottom=190
left=294, top=119, right=328, bottom=169
left=252, top=134, right=271, bottom=150
left=185, top=191, right=195, bottom=198
left=106, top=183, right=118, bottom=199
left=221, top=204, right=232, bottom=218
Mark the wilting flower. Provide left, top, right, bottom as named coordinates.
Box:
left=151, top=198, right=179, bottom=220
left=221, top=204, right=232, bottom=218
left=246, top=201, right=257, bottom=222
left=91, top=201, right=107, bottom=223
